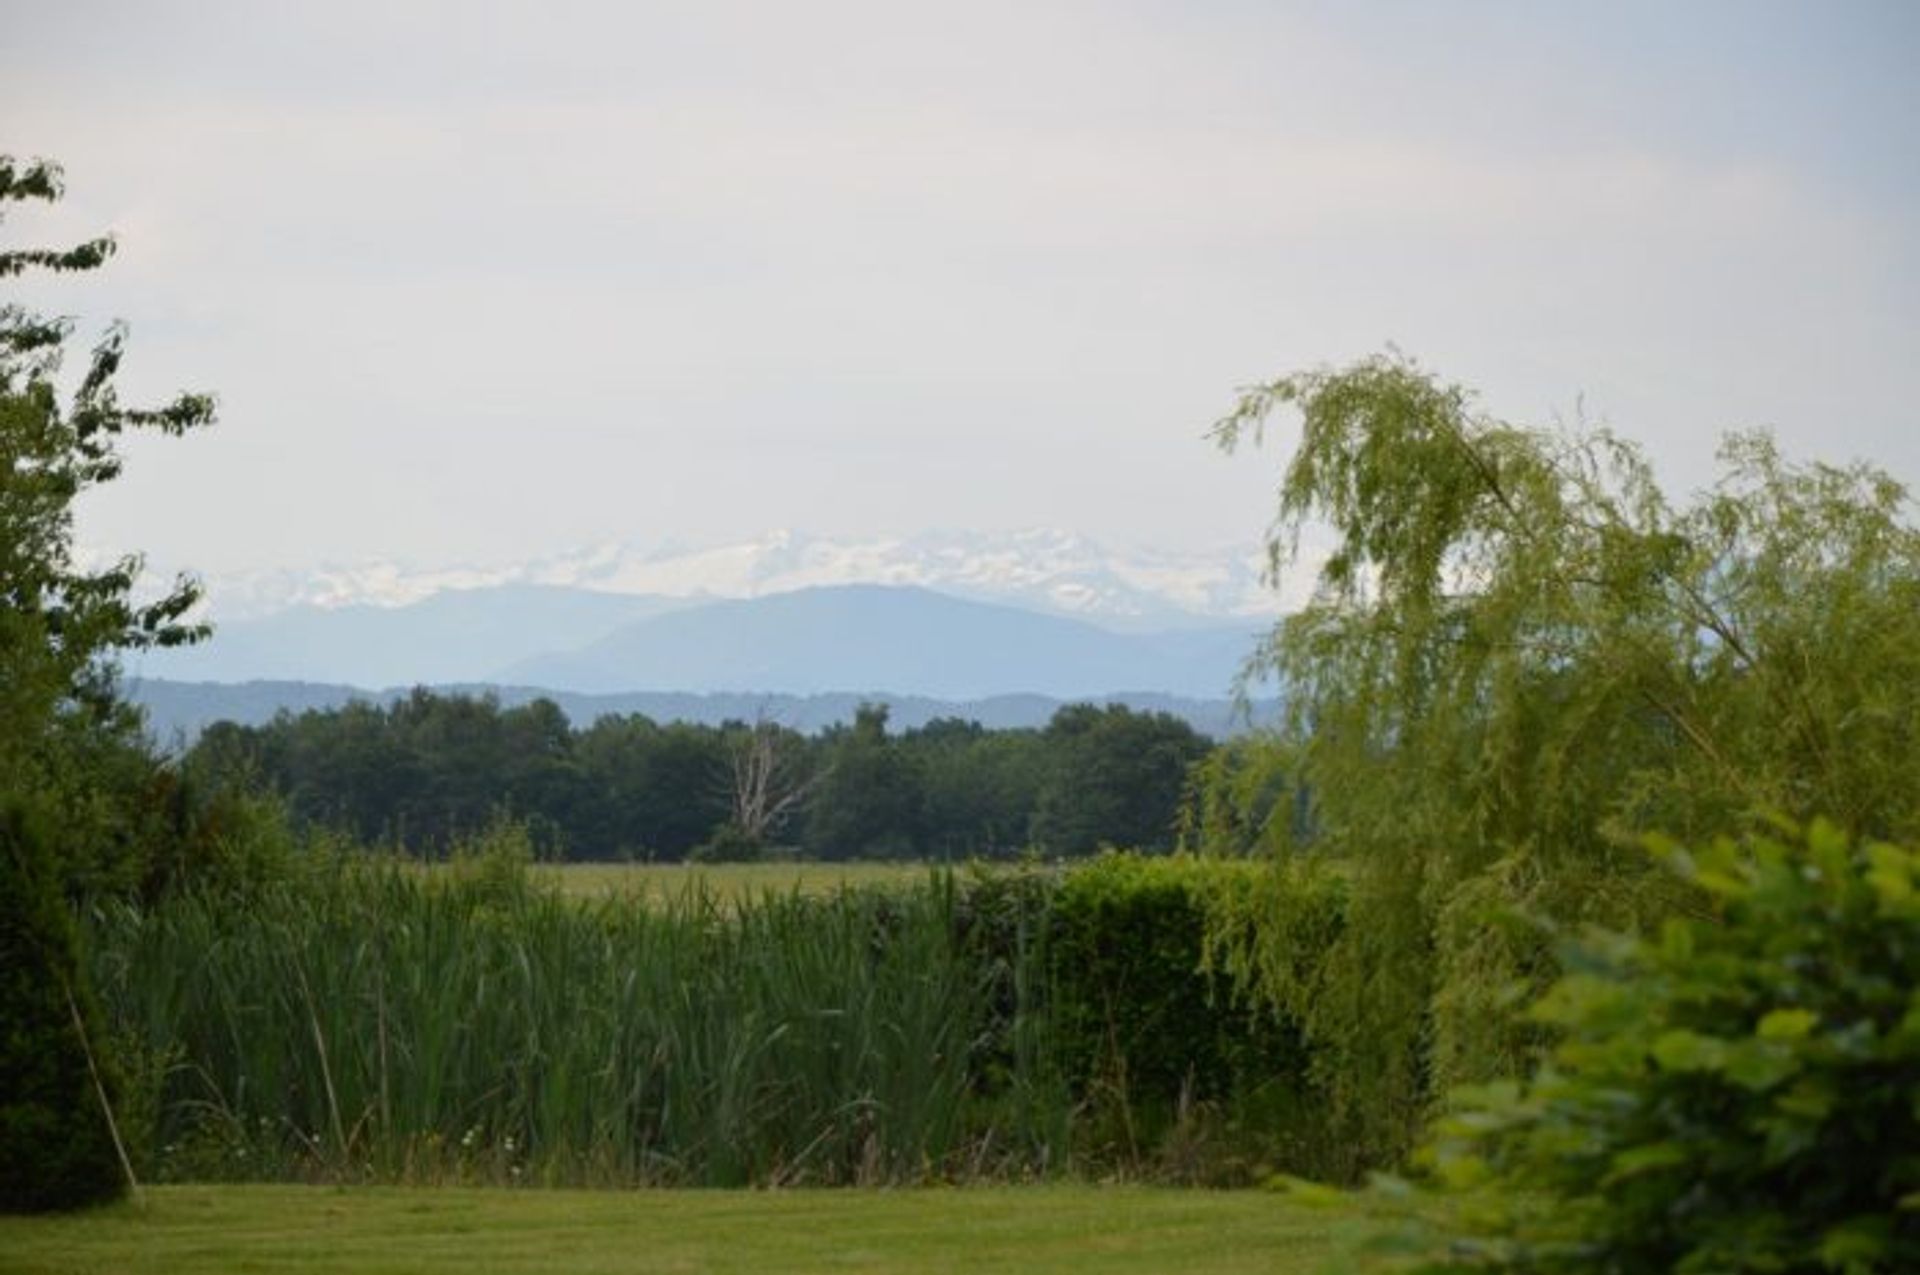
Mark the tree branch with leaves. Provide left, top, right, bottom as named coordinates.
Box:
left=2, top=155, right=219, bottom=1212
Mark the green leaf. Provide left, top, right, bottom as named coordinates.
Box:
left=1602, top=1142, right=1689, bottom=1185
left=1725, top=1043, right=1797, bottom=1092
left=1757, top=1009, right=1818, bottom=1041
left=1691, top=868, right=1749, bottom=899
left=1651, top=1029, right=1727, bottom=1073
left=1432, top=1153, right=1494, bottom=1191
left=1865, top=843, right=1914, bottom=908
left=1777, top=1079, right=1836, bottom=1121
left=1817, top=1217, right=1888, bottom=1271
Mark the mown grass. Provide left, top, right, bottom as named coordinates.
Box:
left=529, top=860, right=940, bottom=903
left=0, top=1185, right=1397, bottom=1274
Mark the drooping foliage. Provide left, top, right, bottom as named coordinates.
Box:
left=1199, top=353, right=1920, bottom=1167
left=1411, top=821, right=1920, bottom=1274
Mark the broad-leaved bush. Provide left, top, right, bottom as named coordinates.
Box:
left=1415, top=821, right=1920, bottom=1273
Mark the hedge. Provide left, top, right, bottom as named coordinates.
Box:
left=954, top=853, right=1344, bottom=1180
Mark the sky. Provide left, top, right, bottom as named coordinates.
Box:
left=5, top=0, right=1917, bottom=577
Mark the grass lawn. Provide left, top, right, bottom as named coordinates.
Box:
left=531, top=860, right=954, bottom=903
left=0, top=1185, right=1395, bottom=1274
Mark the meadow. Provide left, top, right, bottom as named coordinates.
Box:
left=529, top=859, right=940, bottom=903
left=0, top=1185, right=1396, bottom=1275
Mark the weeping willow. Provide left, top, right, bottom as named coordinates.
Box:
left=1194, top=353, right=1920, bottom=1173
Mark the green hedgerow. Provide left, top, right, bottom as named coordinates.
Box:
left=1410, top=820, right=1920, bottom=1273
left=1049, top=853, right=1335, bottom=1180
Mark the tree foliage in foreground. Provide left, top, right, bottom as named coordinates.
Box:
left=1, top=156, right=215, bottom=1209
left=2, top=157, right=219, bottom=897
left=1, top=158, right=212, bottom=782
left=1199, top=354, right=1920, bottom=1169
left=1409, top=822, right=1920, bottom=1274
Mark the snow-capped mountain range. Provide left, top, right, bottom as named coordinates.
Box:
left=177, top=529, right=1287, bottom=628
left=118, top=530, right=1315, bottom=704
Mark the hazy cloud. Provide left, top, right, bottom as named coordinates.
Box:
left=5, top=0, right=1915, bottom=576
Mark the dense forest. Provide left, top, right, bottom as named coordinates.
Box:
left=183, top=693, right=1213, bottom=861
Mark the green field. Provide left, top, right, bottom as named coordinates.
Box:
left=529, top=859, right=955, bottom=902
left=0, top=1186, right=1392, bottom=1274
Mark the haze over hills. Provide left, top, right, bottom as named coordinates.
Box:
left=131, top=586, right=695, bottom=689
left=165, top=529, right=1282, bottom=626
left=131, top=583, right=1269, bottom=701
left=126, top=530, right=1286, bottom=703
left=502, top=585, right=1264, bottom=700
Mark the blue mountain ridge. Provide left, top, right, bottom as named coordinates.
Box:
left=129, top=582, right=1276, bottom=710
left=501, top=584, right=1265, bottom=701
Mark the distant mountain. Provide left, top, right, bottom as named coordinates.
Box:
left=499, top=585, right=1266, bottom=701
left=173, top=529, right=1279, bottom=627
left=127, top=578, right=1270, bottom=701
left=126, top=679, right=1279, bottom=746
left=127, top=585, right=690, bottom=687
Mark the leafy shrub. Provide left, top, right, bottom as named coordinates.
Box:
left=0, top=803, right=126, bottom=1211
left=1412, top=821, right=1920, bottom=1273
left=1048, top=854, right=1331, bottom=1179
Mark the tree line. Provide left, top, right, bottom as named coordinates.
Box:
left=184, top=692, right=1213, bottom=861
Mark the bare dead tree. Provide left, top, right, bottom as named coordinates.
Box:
left=722, top=712, right=821, bottom=844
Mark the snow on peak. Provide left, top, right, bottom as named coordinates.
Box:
left=177, top=529, right=1285, bottom=627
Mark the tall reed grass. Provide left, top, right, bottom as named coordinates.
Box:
left=86, top=848, right=1068, bottom=1187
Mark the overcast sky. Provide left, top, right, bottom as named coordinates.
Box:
left=5, top=0, right=1917, bottom=575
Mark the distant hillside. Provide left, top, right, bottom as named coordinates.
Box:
left=126, top=679, right=1279, bottom=746
left=502, top=584, right=1264, bottom=700
left=127, top=581, right=1267, bottom=701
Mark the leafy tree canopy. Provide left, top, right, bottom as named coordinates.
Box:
left=1, top=154, right=214, bottom=1211
left=1202, top=353, right=1920, bottom=1167
left=2, top=156, right=215, bottom=879
left=805, top=703, right=924, bottom=860
left=1032, top=703, right=1209, bottom=856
